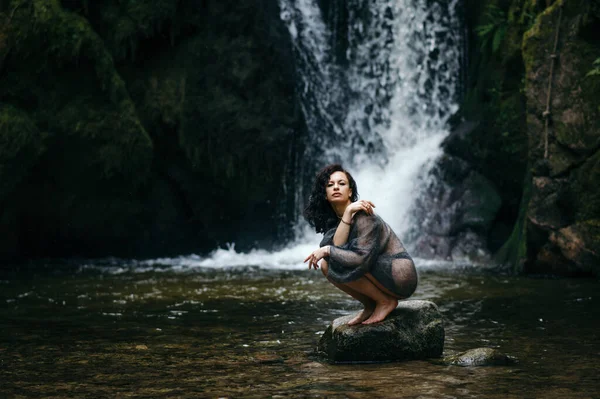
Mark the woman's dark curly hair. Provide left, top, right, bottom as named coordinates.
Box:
left=304, top=164, right=359, bottom=233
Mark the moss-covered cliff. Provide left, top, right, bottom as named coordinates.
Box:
left=457, top=0, right=600, bottom=275
left=521, top=0, right=600, bottom=275
left=0, top=0, right=301, bottom=260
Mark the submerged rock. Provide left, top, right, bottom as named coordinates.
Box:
left=317, top=300, right=444, bottom=363
left=443, top=348, right=516, bottom=367
left=252, top=353, right=284, bottom=364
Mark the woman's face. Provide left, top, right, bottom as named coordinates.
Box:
left=326, top=171, right=352, bottom=204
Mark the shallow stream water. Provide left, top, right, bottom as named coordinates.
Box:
left=0, top=260, right=598, bottom=398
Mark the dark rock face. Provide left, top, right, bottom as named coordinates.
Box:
left=520, top=1, right=600, bottom=275
left=409, top=153, right=501, bottom=261
left=317, top=300, right=444, bottom=363
left=443, top=348, right=517, bottom=367
left=456, top=1, right=600, bottom=276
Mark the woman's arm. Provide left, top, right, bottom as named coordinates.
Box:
left=333, top=200, right=375, bottom=246
left=328, top=214, right=383, bottom=270
left=305, top=201, right=375, bottom=270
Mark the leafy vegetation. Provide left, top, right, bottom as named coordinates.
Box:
left=475, top=5, right=508, bottom=54
left=586, top=57, right=600, bottom=77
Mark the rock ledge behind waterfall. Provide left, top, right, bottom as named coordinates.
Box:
left=317, top=300, right=444, bottom=363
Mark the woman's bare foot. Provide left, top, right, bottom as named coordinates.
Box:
left=348, top=304, right=375, bottom=326
left=362, top=298, right=398, bottom=324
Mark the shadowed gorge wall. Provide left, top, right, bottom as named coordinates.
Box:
left=0, top=0, right=301, bottom=259
left=520, top=0, right=600, bottom=275
left=456, top=0, right=600, bottom=275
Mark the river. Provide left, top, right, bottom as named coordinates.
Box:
left=1, top=257, right=597, bottom=398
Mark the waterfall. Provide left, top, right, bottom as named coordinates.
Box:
left=125, top=0, right=465, bottom=271
left=281, top=0, right=463, bottom=240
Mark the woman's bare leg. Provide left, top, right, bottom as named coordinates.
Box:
left=344, top=276, right=398, bottom=325
left=320, top=261, right=375, bottom=325
left=329, top=279, right=376, bottom=325
left=364, top=273, right=402, bottom=298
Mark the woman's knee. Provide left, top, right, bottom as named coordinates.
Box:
left=320, top=260, right=329, bottom=276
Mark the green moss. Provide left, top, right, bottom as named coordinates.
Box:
left=504, top=0, right=536, bottom=60
left=522, top=1, right=561, bottom=76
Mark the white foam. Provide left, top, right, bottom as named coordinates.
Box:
left=354, top=132, right=447, bottom=237
left=139, top=240, right=320, bottom=271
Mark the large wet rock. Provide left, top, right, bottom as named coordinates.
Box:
left=317, top=300, right=444, bottom=363
left=409, top=154, right=501, bottom=261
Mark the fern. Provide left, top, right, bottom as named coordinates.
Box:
left=475, top=5, right=507, bottom=55
left=586, top=58, right=600, bottom=77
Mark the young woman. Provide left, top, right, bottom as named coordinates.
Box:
left=303, top=164, right=418, bottom=325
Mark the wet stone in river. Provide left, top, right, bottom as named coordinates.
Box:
left=442, top=347, right=517, bottom=367
left=317, top=300, right=445, bottom=363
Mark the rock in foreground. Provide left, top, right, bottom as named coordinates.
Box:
left=443, top=348, right=517, bottom=367
left=317, top=300, right=444, bottom=363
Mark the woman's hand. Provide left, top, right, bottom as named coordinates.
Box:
left=344, top=200, right=375, bottom=221
left=304, top=246, right=330, bottom=270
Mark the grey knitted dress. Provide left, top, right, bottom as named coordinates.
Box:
left=320, top=212, right=418, bottom=298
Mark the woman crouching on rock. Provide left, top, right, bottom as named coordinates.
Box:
left=304, top=164, right=418, bottom=325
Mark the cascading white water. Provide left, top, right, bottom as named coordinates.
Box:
left=124, top=0, right=464, bottom=272
left=282, top=0, right=463, bottom=237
